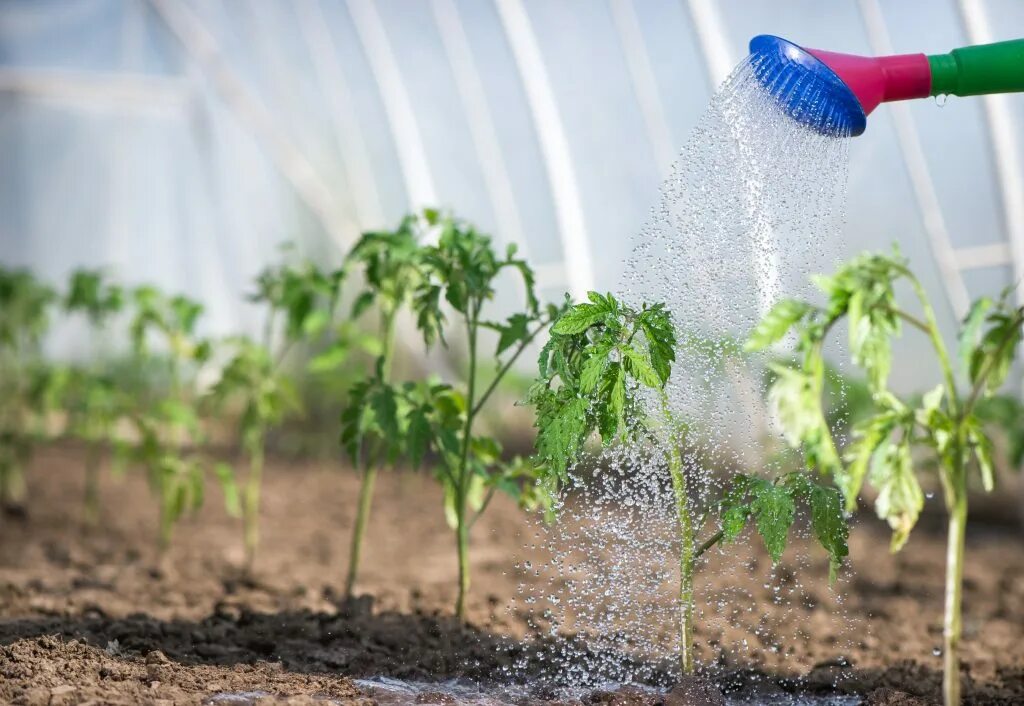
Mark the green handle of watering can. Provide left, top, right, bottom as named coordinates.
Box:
left=928, top=38, right=1024, bottom=97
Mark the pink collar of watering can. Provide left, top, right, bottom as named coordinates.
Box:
left=805, top=47, right=932, bottom=115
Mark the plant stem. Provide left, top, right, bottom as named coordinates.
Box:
left=454, top=304, right=480, bottom=619
left=905, top=274, right=959, bottom=409
left=661, top=392, right=695, bottom=674
left=158, top=473, right=172, bottom=556
left=83, top=442, right=102, bottom=527
left=942, top=478, right=967, bottom=706
left=344, top=309, right=397, bottom=597
left=455, top=499, right=471, bottom=619
left=345, top=463, right=377, bottom=597
left=243, top=446, right=264, bottom=572
left=470, top=319, right=550, bottom=417
left=694, top=529, right=724, bottom=559
left=668, top=440, right=695, bottom=675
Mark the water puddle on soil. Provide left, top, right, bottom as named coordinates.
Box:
left=351, top=677, right=863, bottom=706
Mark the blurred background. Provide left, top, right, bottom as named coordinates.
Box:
left=1, top=0, right=1023, bottom=394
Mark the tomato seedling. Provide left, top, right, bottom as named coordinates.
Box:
left=209, top=250, right=344, bottom=570
left=342, top=210, right=560, bottom=617
left=119, top=286, right=212, bottom=553
left=530, top=292, right=847, bottom=674
left=749, top=248, right=1020, bottom=706
left=337, top=216, right=426, bottom=597
left=207, top=337, right=299, bottom=569
left=0, top=267, right=60, bottom=515
left=63, top=268, right=126, bottom=525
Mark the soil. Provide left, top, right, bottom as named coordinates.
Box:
left=1, top=444, right=1022, bottom=705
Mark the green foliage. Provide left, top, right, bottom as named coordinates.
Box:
left=64, top=369, right=126, bottom=444
left=206, top=335, right=300, bottom=567
left=529, top=291, right=848, bottom=673
left=974, top=393, right=1024, bottom=469
left=208, top=337, right=299, bottom=457
left=528, top=292, right=675, bottom=479
left=339, top=209, right=560, bottom=614
left=719, top=472, right=848, bottom=580
left=0, top=267, right=56, bottom=352
left=407, top=211, right=557, bottom=517
left=753, top=248, right=1022, bottom=539
left=65, top=269, right=124, bottom=325
left=250, top=249, right=345, bottom=345
left=120, top=287, right=212, bottom=550
left=751, top=246, right=1024, bottom=704
left=0, top=268, right=60, bottom=508
left=128, top=286, right=211, bottom=366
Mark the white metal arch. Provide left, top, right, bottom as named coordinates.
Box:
left=683, top=0, right=735, bottom=89
left=610, top=0, right=675, bottom=178
left=956, top=1, right=1024, bottom=305
left=345, top=0, right=437, bottom=213
left=857, top=0, right=970, bottom=318
left=431, top=0, right=529, bottom=259
left=494, top=0, right=595, bottom=300
left=148, top=0, right=358, bottom=249
left=294, top=0, right=385, bottom=229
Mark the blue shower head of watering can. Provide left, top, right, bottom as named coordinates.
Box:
left=747, top=35, right=867, bottom=137
left=748, top=34, right=1024, bottom=138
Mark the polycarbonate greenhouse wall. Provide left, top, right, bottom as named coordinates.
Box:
left=1, top=0, right=1023, bottom=392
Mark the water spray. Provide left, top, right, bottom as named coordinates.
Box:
left=749, top=35, right=1024, bottom=136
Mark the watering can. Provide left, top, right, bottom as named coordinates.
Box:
left=749, top=35, right=1024, bottom=136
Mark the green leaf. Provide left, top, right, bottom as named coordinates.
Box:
left=351, top=291, right=376, bottom=318
left=840, top=412, right=898, bottom=511
left=495, top=313, right=530, bottom=357
left=767, top=364, right=820, bottom=448
left=622, top=345, right=661, bottom=388
left=212, top=463, right=240, bottom=518
left=870, top=439, right=924, bottom=552
left=370, top=385, right=399, bottom=439
left=535, top=396, right=589, bottom=477
left=750, top=481, right=796, bottom=563
left=959, top=296, right=994, bottom=378
left=552, top=303, right=607, bottom=335
left=466, top=473, right=487, bottom=511
left=718, top=474, right=753, bottom=542
left=721, top=504, right=750, bottom=542
left=406, top=410, right=431, bottom=468
left=808, top=483, right=849, bottom=583
left=579, top=347, right=609, bottom=394
left=964, top=417, right=995, bottom=492
left=745, top=299, right=810, bottom=351
left=308, top=341, right=351, bottom=373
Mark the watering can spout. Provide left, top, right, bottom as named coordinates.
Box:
left=748, top=35, right=1024, bottom=137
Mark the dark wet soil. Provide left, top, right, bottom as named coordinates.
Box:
left=1, top=445, right=1022, bottom=704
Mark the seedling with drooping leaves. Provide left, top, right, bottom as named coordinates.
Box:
left=62, top=268, right=126, bottom=525
left=748, top=247, right=1021, bottom=706
left=0, top=267, right=60, bottom=515
left=208, top=250, right=346, bottom=570
left=529, top=292, right=848, bottom=674
left=119, top=286, right=212, bottom=553
left=343, top=210, right=560, bottom=617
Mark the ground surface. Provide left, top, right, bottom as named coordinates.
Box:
left=0, top=445, right=1022, bottom=705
